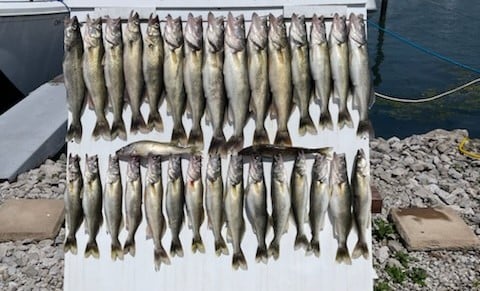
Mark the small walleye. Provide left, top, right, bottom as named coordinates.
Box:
left=63, top=16, right=85, bottom=143
left=239, top=143, right=332, bottom=159
left=310, top=14, right=333, bottom=130
left=143, top=14, right=165, bottom=133
left=116, top=140, right=199, bottom=160
left=165, top=155, right=185, bottom=257
left=82, top=154, right=103, bottom=258
left=185, top=155, right=205, bottom=253
left=224, top=155, right=247, bottom=270
left=64, top=154, right=83, bottom=254
left=104, top=16, right=127, bottom=141
left=124, top=156, right=143, bottom=256
left=205, top=154, right=228, bottom=256
left=203, top=12, right=227, bottom=154
left=245, top=155, right=268, bottom=263
left=329, top=152, right=352, bottom=264
left=329, top=13, right=353, bottom=129
left=290, top=14, right=317, bottom=136
left=247, top=13, right=270, bottom=145
left=291, top=151, right=309, bottom=251
left=268, top=14, right=292, bottom=146
left=164, top=15, right=187, bottom=145
left=144, top=155, right=171, bottom=270
left=82, top=15, right=110, bottom=141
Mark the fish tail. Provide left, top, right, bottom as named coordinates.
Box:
left=191, top=236, right=205, bottom=254
left=147, top=110, right=164, bottom=133
left=307, top=239, right=320, bottom=257
left=111, top=240, right=124, bottom=261
left=224, top=134, right=244, bottom=154
left=356, top=119, right=374, bottom=138
left=170, top=237, right=184, bottom=258
left=208, top=133, right=227, bottom=155
left=130, top=113, right=149, bottom=135
left=66, top=121, right=83, bottom=143
left=274, top=129, right=292, bottom=146
left=171, top=124, right=188, bottom=146
left=319, top=110, right=334, bottom=130
left=294, top=234, right=309, bottom=251
left=111, top=118, right=127, bottom=141
left=154, top=246, right=171, bottom=271
left=337, top=108, right=354, bottom=129
left=64, top=236, right=78, bottom=255
left=255, top=245, right=268, bottom=264
left=123, top=237, right=136, bottom=257
left=267, top=241, right=280, bottom=260
left=352, top=240, right=370, bottom=260
left=253, top=127, right=270, bottom=145
left=232, top=250, right=248, bottom=270
left=299, top=114, right=318, bottom=136
left=214, top=237, right=229, bottom=256
left=84, top=240, right=100, bottom=259
left=188, top=126, right=204, bottom=148
left=92, top=116, right=111, bottom=141
left=335, top=245, right=352, bottom=265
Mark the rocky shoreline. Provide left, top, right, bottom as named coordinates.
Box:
left=0, top=129, right=479, bottom=290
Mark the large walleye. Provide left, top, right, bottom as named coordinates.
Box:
left=205, top=154, right=228, bottom=256
left=144, top=155, right=171, bottom=270
left=165, top=156, right=185, bottom=257
left=64, top=154, right=83, bottom=254
left=63, top=16, right=85, bottom=143
left=225, top=155, right=247, bottom=270
left=82, top=154, right=103, bottom=258
left=203, top=13, right=227, bottom=154
left=185, top=155, right=205, bottom=253
left=268, top=154, right=291, bottom=259
left=247, top=13, right=270, bottom=145
left=143, top=14, right=164, bottom=133
left=164, top=15, right=187, bottom=145
left=268, top=14, right=292, bottom=146
left=351, top=149, right=371, bottom=259
left=291, top=151, right=309, bottom=251
left=124, top=156, right=142, bottom=256
left=329, top=13, right=353, bottom=129
left=329, top=152, right=352, bottom=264
left=245, top=155, right=268, bottom=263
left=116, top=140, right=199, bottom=160
left=82, top=15, right=110, bottom=140
left=223, top=13, right=250, bottom=153
left=349, top=13, right=374, bottom=138
left=310, top=14, right=333, bottom=130
left=104, top=16, right=127, bottom=140
left=290, top=14, right=316, bottom=136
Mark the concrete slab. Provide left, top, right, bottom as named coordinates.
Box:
left=390, top=207, right=480, bottom=251
left=0, top=199, right=64, bottom=242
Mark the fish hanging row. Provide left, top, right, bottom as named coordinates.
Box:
left=63, top=11, right=374, bottom=153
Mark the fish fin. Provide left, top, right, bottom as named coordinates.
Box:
left=92, top=116, right=111, bottom=141
left=154, top=246, right=171, bottom=271
left=86, top=93, right=95, bottom=110
left=123, top=237, right=136, bottom=257
left=84, top=240, right=99, bottom=259
left=171, top=124, right=188, bottom=146
left=208, top=133, right=227, bottom=155
left=224, top=134, right=244, bottom=154
left=269, top=103, right=277, bottom=120
left=64, top=236, right=78, bottom=255
left=267, top=241, right=280, bottom=260
left=299, top=114, right=318, bottom=136
left=170, top=237, right=184, bottom=258
left=188, top=127, right=204, bottom=148
left=253, top=127, right=270, bottom=145
left=255, top=246, right=268, bottom=264
left=337, top=108, right=354, bottom=129
left=294, top=234, right=309, bottom=251
left=66, top=121, right=83, bottom=143
left=130, top=113, right=149, bottom=135
left=111, top=240, right=124, bottom=261
left=352, top=240, right=369, bottom=259
left=227, top=104, right=234, bottom=125
left=147, top=110, right=164, bottom=133
left=214, top=237, right=229, bottom=256
left=274, top=129, right=292, bottom=146
left=191, top=236, right=205, bottom=254
left=232, top=250, right=248, bottom=270
left=307, top=239, right=320, bottom=257
left=319, top=110, right=334, bottom=130
left=356, top=120, right=374, bottom=138
left=335, top=245, right=352, bottom=265
left=205, top=106, right=211, bottom=126
left=111, top=118, right=127, bottom=141
left=185, top=99, right=192, bottom=119
left=146, top=224, right=153, bottom=240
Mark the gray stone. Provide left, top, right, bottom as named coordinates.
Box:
left=375, top=246, right=390, bottom=263
left=23, top=265, right=38, bottom=277
left=387, top=258, right=404, bottom=269
left=391, top=167, right=407, bottom=177
left=448, top=169, right=463, bottom=180
left=387, top=240, right=405, bottom=253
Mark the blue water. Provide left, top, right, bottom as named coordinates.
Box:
left=367, top=0, right=480, bottom=138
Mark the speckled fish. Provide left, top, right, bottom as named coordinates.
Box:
left=247, top=13, right=270, bottom=145
left=116, top=140, right=199, bottom=160
left=290, top=14, right=316, bottom=136
left=164, top=15, right=187, bottom=145
left=63, top=16, right=85, bottom=143
left=82, top=154, right=103, bottom=258
left=185, top=155, right=205, bottom=253
left=144, top=155, right=171, bottom=270
left=103, top=154, right=123, bottom=260
left=205, top=154, right=228, bottom=256
left=203, top=12, right=227, bottom=154
left=225, top=155, right=247, bottom=270
left=329, top=152, right=352, bottom=264
left=310, top=14, right=333, bottom=130
left=239, top=144, right=332, bottom=159
left=268, top=14, right=292, bottom=146
left=165, top=155, right=185, bottom=257
left=82, top=15, right=110, bottom=141
left=291, top=151, right=309, bottom=251
left=64, top=154, right=83, bottom=254
left=143, top=14, right=164, bottom=133
left=124, top=156, right=142, bottom=257
left=104, top=16, right=127, bottom=141
left=245, top=155, right=268, bottom=263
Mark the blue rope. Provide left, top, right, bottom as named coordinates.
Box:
left=367, top=19, right=480, bottom=75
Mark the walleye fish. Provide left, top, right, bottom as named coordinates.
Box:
left=245, top=155, right=268, bottom=263
left=82, top=154, right=103, bottom=258
left=103, top=154, right=124, bottom=260
left=116, top=140, right=199, bottom=160
left=203, top=12, right=227, bottom=154
left=164, top=15, right=187, bottom=145
left=143, top=14, right=165, bottom=133
left=247, top=13, right=270, bottom=145
left=223, top=13, right=250, bottom=153
left=329, top=13, right=353, bottom=129
left=268, top=14, right=292, bottom=146
left=310, top=14, right=333, bottom=130
left=268, top=154, right=291, bottom=259
left=225, top=155, right=247, bottom=270
left=308, top=152, right=332, bottom=257
left=348, top=13, right=374, bottom=138
left=290, top=14, right=316, bottom=136
left=329, top=152, right=352, bottom=264
left=239, top=144, right=332, bottom=159
left=64, top=154, right=83, bottom=254
left=165, top=155, right=185, bottom=257
left=351, top=149, right=371, bottom=259
left=291, top=151, right=309, bottom=251
left=63, top=16, right=85, bottom=143
left=83, top=15, right=110, bottom=141
left=144, top=155, right=171, bottom=270
left=104, top=16, right=127, bottom=141
left=124, top=156, right=142, bottom=257
left=205, top=154, right=228, bottom=256
left=185, top=155, right=205, bottom=253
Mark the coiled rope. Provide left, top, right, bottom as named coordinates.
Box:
left=458, top=137, right=480, bottom=159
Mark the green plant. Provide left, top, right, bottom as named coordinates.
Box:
left=373, top=218, right=395, bottom=240
left=408, top=267, right=427, bottom=286
left=374, top=280, right=390, bottom=291
left=385, top=266, right=406, bottom=284
left=394, top=251, right=411, bottom=268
